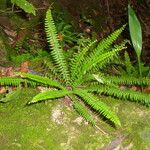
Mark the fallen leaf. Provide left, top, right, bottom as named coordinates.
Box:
left=5, top=67, right=14, bottom=76
left=143, top=86, right=150, bottom=94
left=19, top=61, right=29, bottom=73
left=0, top=87, right=7, bottom=94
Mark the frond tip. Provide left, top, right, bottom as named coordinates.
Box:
left=20, top=73, right=64, bottom=89
left=29, top=90, right=72, bottom=104
left=45, top=9, right=70, bottom=83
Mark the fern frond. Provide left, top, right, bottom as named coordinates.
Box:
left=74, top=41, right=127, bottom=86
left=73, top=89, right=121, bottom=126
left=20, top=73, right=64, bottom=89
left=0, top=77, right=24, bottom=86
left=29, top=89, right=72, bottom=103
left=45, top=9, right=70, bottom=83
left=124, top=51, right=134, bottom=75
left=73, top=100, right=96, bottom=125
left=96, top=25, right=126, bottom=53
left=87, top=84, right=150, bottom=105
left=104, top=75, right=150, bottom=86
left=43, top=59, right=58, bottom=78
left=70, top=40, right=97, bottom=83
left=82, top=41, right=127, bottom=75
left=0, top=76, right=37, bottom=87
left=82, top=25, right=126, bottom=69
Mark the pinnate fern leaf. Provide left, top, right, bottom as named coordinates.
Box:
left=0, top=77, right=23, bottom=86
left=74, top=89, right=121, bottom=126
left=20, top=73, right=64, bottom=89
left=82, top=41, right=127, bottom=75
left=70, top=40, right=97, bottom=83
left=93, top=25, right=126, bottom=55
left=81, top=25, right=126, bottom=72
left=88, top=84, right=150, bottom=105
left=124, top=51, right=134, bottom=75
left=0, top=76, right=37, bottom=87
left=45, top=9, right=70, bottom=83
left=104, top=75, right=150, bottom=86
left=73, top=101, right=96, bottom=125
left=29, top=90, right=72, bottom=103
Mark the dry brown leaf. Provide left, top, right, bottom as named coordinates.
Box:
left=143, top=86, right=150, bottom=94
left=19, top=61, right=29, bottom=73
left=5, top=67, right=14, bottom=76
left=0, top=87, right=7, bottom=94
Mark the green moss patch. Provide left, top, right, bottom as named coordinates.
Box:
left=0, top=88, right=149, bottom=149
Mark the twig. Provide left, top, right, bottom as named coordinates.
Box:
left=95, top=124, right=108, bottom=135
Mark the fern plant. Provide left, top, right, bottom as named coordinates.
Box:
left=110, top=50, right=150, bottom=85
left=1, top=9, right=149, bottom=127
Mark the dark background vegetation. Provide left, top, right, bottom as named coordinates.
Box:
left=0, top=0, right=150, bottom=65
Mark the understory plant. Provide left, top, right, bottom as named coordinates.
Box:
left=128, top=4, right=143, bottom=77
left=106, top=4, right=149, bottom=89
left=11, top=0, right=36, bottom=16
left=113, top=50, right=150, bottom=78
left=0, top=9, right=150, bottom=127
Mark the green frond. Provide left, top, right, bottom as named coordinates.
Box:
left=73, top=89, right=121, bottom=126
left=45, top=9, right=70, bottom=83
left=43, top=59, right=58, bottom=78
left=124, top=51, right=134, bottom=75
left=0, top=77, right=24, bottom=86
left=96, top=25, right=126, bottom=53
left=82, top=25, right=126, bottom=67
left=29, top=89, right=72, bottom=104
left=87, top=84, right=150, bottom=105
left=73, top=101, right=96, bottom=125
left=70, top=40, right=97, bottom=84
left=0, top=76, right=37, bottom=87
left=104, top=75, right=150, bottom=86
left=20, top=73, right=64, bottom=89
left=74, top=41, right=127, bottom=86
left=82, top=41, right=127, bottom=74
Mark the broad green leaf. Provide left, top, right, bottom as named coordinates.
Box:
left=11, top=0, right=36, bottom=16
left=128, top=4, right=142, bottom=58
left=29, top=90, right=72, bottom=103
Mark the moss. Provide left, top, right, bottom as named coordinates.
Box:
left=0, top=88, right=149, bottom=149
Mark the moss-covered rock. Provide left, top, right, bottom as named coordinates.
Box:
left=0, top=88, right=149, bottom=150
